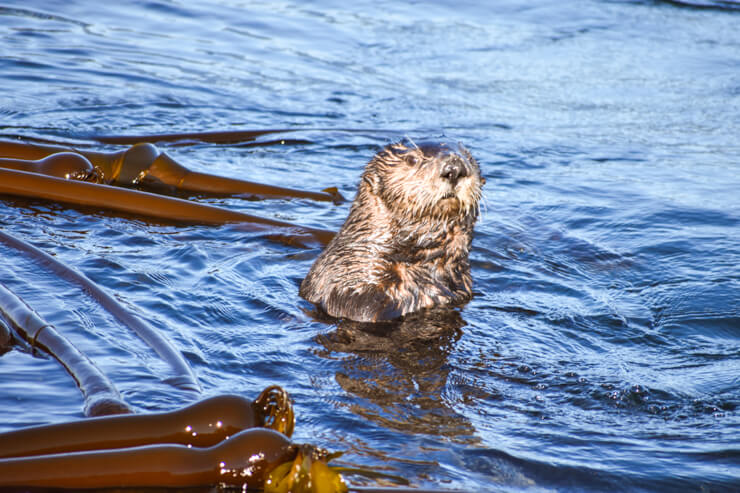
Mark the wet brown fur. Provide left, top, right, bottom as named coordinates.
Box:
left=299, top=140, right=483, bottom=322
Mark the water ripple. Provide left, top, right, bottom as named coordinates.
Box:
left=1, top=0, right=739, bottom=490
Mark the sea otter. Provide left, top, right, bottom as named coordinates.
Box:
left=300, top=140, right=483, bottom=323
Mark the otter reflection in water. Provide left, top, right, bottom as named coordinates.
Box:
left=315, top=308, right=478, bottom=441
left=300, top=140, right=484, bottom=323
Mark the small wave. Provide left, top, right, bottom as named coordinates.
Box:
left=0, top=6, right=89, bottom=27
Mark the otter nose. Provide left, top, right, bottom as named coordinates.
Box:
left=440, top=157, right=467, bottom=183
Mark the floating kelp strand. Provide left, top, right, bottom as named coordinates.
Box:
left=0, top=168, right=335, bottom=246
left=0, top=428, right=294, bottom=489
left=0, top=139, right=343, bottom=203
left=0, top=387, right=294, bottom=459
left=0, top=282, right=131, bottom=417
left=254, top=384, right=296, bottom=437
left=0, top=229, right=201, bottom=392
left=94, top=128, right=293, bottom=145
left=0, top=152, right=102, bottom=183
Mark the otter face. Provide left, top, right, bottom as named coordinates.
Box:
left=365, top=140, right=483, bottom=221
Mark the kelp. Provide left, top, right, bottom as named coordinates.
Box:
left=0, top=139, right=343, bottom=203
left=0, top=387, right=349, bottom=492
left=266, top=445, right=348, bottom=493
left=0, top=427, right=294, bottom=489
left=94, top=128, right=295, bottom=145
left=0, top=139, right=338, bottom=246
left=0, top=152, right=102, bottom=182
left=0, top=282, right=131, bottom=417
left=0, top=230, right=201, bottom=392
left=0, top=168, right=334, bottom=246
left=0, top=386, right=293, bottom=459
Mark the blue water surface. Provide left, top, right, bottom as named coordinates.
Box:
left=0, top=0, right=738, bottom=491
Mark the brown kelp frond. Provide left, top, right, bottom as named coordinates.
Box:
left=254, top=385, right=296, bottom=438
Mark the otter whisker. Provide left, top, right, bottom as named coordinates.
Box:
left=478, top=193, right=487, bottom=223
left=404, top=135, right=420, bottom=151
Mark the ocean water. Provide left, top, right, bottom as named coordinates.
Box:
left=0, top=0, right=738, bottom=491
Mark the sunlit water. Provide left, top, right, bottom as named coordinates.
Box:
left=1, top=0, right=739, bottom=491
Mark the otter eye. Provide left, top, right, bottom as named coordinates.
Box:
left=404, top=154, right=420, bottom=166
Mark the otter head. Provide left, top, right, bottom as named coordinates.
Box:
left=362, top=140, right=483, bottom=223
